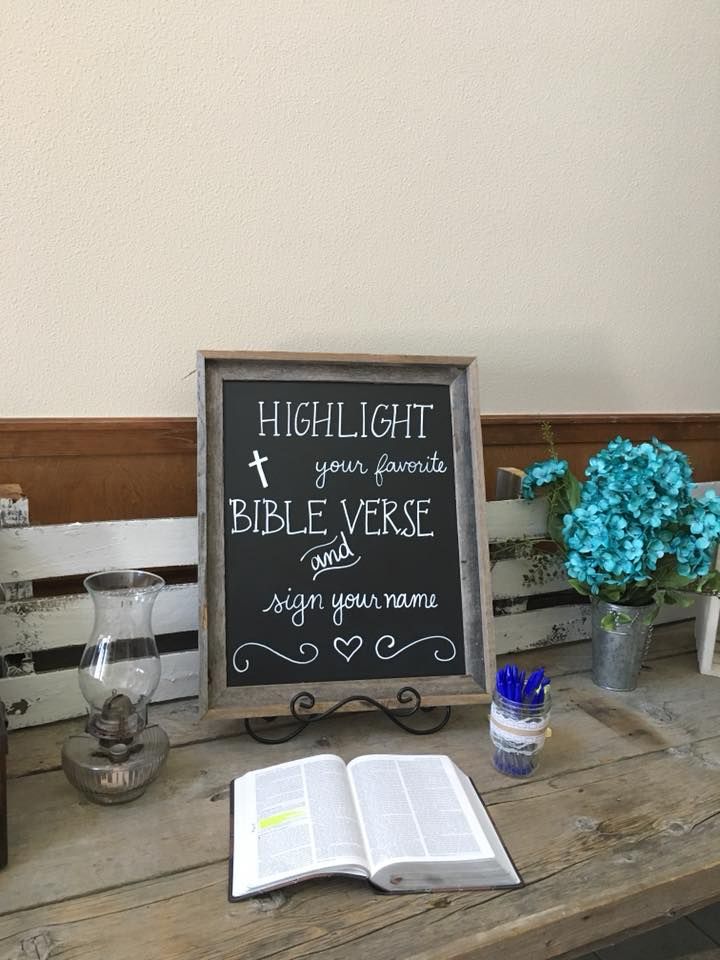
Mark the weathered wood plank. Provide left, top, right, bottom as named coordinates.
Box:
left=500, top=621, right=696, bottom=677
left=0, top=583, right=198, bottom=656
left=4, top=623, right=699, bottom=780
left=691, top=479, right=720, bottom=679
left=495, top=603, right=693, bottom=654
left=492, top=553, right=568, bottom=598
left=0, top=590, right=598, bottom=720
left=0, top=595, right=696, bottom=731
left=6, top=698, right=245, bottom=780
left=2, top=646, right=719, bottom=917
left=486, top=497, right=549, bottom=542
left=495, top=604, right=590, bottom=653
left=1, top=728, right=719, bottom=959
left=0, top=517, right=197, bottom=583
left=408, top=815, right=720, bottom=960
left=695, top=594, right=720, bottom=677
left=0, top=650, right=198, bottom=730
left=494, top=466, right=525, bottom=500
left=0, top=488, right=31, bottom=604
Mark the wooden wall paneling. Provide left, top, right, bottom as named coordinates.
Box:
left=0, top=455, right=196, bottom=523
left=481, top=415, right=720, bottom=495
left=0, top=415, right=718, bottom=523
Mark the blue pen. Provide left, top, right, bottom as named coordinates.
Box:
left=523, top=668, right=544, bottom=704
left=496, top=664, right=550, bottom=706
left=493, top=662, right=552, bottom=778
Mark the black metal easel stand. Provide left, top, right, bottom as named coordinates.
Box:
left=244, top=686, right=452, bottom=744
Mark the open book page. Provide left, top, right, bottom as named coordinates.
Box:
left=454, top=765, right=520, bottom=886
left=231, top=754, right=369, bottom=899
left=347, top=754, right=517, bottom=890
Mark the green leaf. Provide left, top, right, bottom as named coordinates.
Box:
left=599, top=585, right=625, bottom=603
left=547, top=510, right=565, bottom=547
left=688, top=570, right=720, bottom=596
left=669, top=592, right=696, bottom=608
left=599, top=610, right=633, bottom=630
left=654, top=569, right=694, bottom=590
left=564, top=472, right=582, bottom=511
left=568, top=578, right=590, bottom=596
left=642, top=605, right=661, bottom=624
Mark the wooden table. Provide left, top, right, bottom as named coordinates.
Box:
left=2, top=622, right=720, bottom=960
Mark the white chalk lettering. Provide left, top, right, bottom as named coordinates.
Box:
left=331, top=591, right=383, bottom=627
left=383, top=592, right=439, bottom=610
left=336, top=401, right=358, bottom=438
left=257, top=401, right=279, bottom=437
left=315, top=457, right=368, bottom=490
left=374, top=450, right=447, bottom=487
left=294, top=401, right=311, bottom=437
left=261, top=588, right=324, bottom=627
left=228, top=498, right=252, bottom=534
left=256, top=400, right=434, bottom=439
left=302, top=531, right=361, bottom=580
left=227, top=498, right=328, bottom=536
left=339, top=498, right=434, bottom=537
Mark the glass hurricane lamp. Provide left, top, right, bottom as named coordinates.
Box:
left=61, top=570, right=170, bottom=804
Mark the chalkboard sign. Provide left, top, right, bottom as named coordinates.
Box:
left=198, top=352, right=495, bottom=720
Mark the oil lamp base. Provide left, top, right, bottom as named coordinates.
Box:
left=61, top=725, right=169, bottom=804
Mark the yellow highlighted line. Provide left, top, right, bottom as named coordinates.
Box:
left=258, top=808, right=305, bottom=829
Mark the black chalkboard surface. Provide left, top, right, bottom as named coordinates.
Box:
left=223, top=379, right=464, bottom=686
left=198, top=353, right=495, bottom=720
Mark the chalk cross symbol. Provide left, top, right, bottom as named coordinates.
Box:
left=248, top=449, right=269, bottom=489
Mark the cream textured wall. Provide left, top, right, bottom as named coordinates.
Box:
left=4, top=2, right=719, bottom=417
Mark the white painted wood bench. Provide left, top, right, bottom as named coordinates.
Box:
left=0, top=504, right=199, bottom=729
left=0, top=488, right=714, bottom=730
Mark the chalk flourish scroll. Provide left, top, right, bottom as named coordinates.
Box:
left=375, top=634, right=457, bottom=663
left=232, top=642, right=319, bottom=674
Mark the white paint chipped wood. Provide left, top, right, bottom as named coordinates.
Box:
left=0, top=649, right=198, bottom=729
left=695, top=593, right=720, bottom=677
left=486, top=497, right=549, bottom=541
left=0, top=486, right=32, bottom=602
left=492, top=553, right=568, bottom=599
left=494, top=601, right=693, bottom=656
left=0, top=516, right=197, bottom=582
left=0, top=485, right=713, bottom=731
left=0, top=583, right=198, bottom=656
left=692, top=481, right=720, bottom=677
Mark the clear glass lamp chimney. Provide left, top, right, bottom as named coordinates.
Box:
left=62, top=569, right=170, bottom=804
left=79, top=570, right=164, bottom=739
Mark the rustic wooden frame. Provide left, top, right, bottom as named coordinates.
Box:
left=197, top=351, right=496, bottom=720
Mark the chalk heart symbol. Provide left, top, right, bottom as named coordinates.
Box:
left=334, top=635, right=363, bottom=663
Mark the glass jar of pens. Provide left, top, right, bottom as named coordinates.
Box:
left=490, top=665, right=551, bottom=778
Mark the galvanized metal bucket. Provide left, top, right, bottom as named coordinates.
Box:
left=590, top=600, right=655, bottom=692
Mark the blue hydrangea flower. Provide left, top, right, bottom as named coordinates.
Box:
left=560, top=437, right=716, bottom=595
left=521, top=458, right=569, bottom=500
left=670, top=491, right=720, bottom=578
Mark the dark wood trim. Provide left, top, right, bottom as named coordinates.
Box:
left=0, top=419, right=197, bottom=458
left=481, top=413, right=720, bottom=445
left=1, top=413, right=719, bottom=457
left=0, top=414, right=718, bottom=523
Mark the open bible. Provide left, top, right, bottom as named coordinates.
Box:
left=229, top=753, right=521, bottom=899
